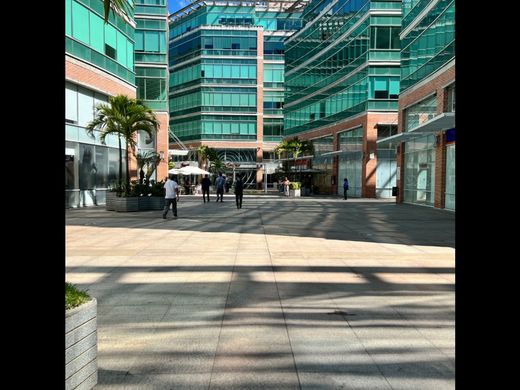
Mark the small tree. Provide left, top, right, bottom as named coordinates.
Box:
left=144, top=152, right=161, bottom=185
left=87, top=95, right=159, bottom=190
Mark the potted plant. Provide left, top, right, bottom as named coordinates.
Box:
left=289, top=182, right=301, bottom=197
left=105, top=182, right=139, bottom=212
left=65, top=283, right=97, bottom=390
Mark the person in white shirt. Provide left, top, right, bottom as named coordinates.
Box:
left=162, top=174, right=179, bottom=219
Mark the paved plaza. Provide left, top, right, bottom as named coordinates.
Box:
left=66, top=195, right=455, bottom=389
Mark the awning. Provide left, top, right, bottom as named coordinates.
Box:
left=320, top=150, right=362, bottom=157
left=169, top=149, right=189, bottom=156
left=377, top=112, right=455, bottom=146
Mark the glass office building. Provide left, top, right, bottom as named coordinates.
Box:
left=66, top=0, right=137, bottom=208
left=284, top=0, right=401, bottom=196
left=134, top=0, right=170, bottom=181
left=168, top=0, right=307, bottom=188
left=378, top=0, right=455, bottom=209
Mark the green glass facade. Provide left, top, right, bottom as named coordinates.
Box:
left=135, top=0, right=169, bottom=113
left=400, top=0, right=455, bottom=92
left=66, top=0, right=136, bottom=208
left=65, top=0, right=136, bottom=84
left=284, top=0, right=401, bottom=135
left=169, top=3, right=302, bottom=144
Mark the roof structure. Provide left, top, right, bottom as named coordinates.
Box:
left=169, top=0, right=310, bottom=22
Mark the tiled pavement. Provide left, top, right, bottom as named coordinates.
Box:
left=66, top=196, right=455, bottom=389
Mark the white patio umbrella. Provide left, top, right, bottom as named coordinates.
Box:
left=178, top=166, right=211, bottom=175
left=167, top=168, right=182, bottom=174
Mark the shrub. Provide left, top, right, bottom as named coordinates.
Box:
left=66, top=282, right=91, bottom=310
left=290, top=182, right=301, bottom=190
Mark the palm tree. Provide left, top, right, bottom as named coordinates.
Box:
left=86, top=95, right=159, bottom=189
left=103, top=0, right=132, bottom=23
left=135, top=150, right=157, bottom=185
left=197, top=145, right=218, bottom=173
left=144, top=152, right=161, bottom=185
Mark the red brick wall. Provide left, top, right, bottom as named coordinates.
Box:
left=155, top=112, right=170, bottom=182
left=65, top=56, right=136, bottom=98
left=434, top=134, right=447, bottom=208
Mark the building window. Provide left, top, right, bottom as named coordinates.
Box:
left=446, top=84, right=455, bottom=112
left=405, top=94, right=438, bottom=131
left=105, top=44, right=116, bottom=59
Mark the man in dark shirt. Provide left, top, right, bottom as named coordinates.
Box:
left=234, top=176, right=244, bottom=209
left=201, top=174, right=211, bottom=203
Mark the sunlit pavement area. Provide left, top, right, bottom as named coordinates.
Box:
left=66, top=195, right=455, bottom=389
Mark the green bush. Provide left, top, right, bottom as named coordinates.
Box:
left=290, top=182, right=301, bottom=190
left=150, top=180, right=166, bottom=196
left=66, top=282, right=91, bottom=310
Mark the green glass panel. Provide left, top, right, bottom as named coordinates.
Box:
left=374, top=78, right=388, bottom=90
left=104, top=23, right=117, bottom=48
left=72, top=1, right=90, bottom=45
left=135, top=31, right=144, bottom=50
left=145, top=31, right=159, bottom=52
left=240, top=66, right=248, bottom=79
left=389, top=79, right=399, bottom=95
left=239, top=94, right=248, bottom=106
left=127, top=41, right=134, bottom=69
left=89, top=12, right=104, bottom=52
left=223, top=94, right=231, bottom=106
left=223, top=66, right=231, bottom=78
left=248, top=66, right=256, bottom=79
left=231, top=94, right=239, bottom=106
left=65, top=0, right=72, bottom=36
left=159, top=31, right=166, bottom=53
left=117, top=31, right=127, bottom=67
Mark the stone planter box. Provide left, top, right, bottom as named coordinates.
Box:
left=105, top=192, right=138, bottom=212
left=66, top=299, right=97, bottom=390
left=138, top=196, right=165, bottom=210
left=290, top=189, right=301, bottom=197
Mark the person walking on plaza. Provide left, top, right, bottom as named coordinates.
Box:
left=343, top=177, right=349, bottom=200
left=201, top=174, right=211, bottom=203
left=283, top=177, right=290, bottom=197
left=162, top=174, right=179, bottom=219
left=234, top=175, right=244, bottom=209
left=215, top=172, right=225, bottom=202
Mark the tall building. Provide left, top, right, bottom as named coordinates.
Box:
left=378, top=0, right=455, bottom=209
left=66, top=0, right=170, bottom=208
left=284, top=0, right=402, bottom=197
left=168, top=0, right=307, bottom=187
left=66, top=0, right=137, bottom=208
left=134, top=0, right=170, bottom=182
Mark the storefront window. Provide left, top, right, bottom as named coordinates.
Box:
left=445, top=143, right=455, bottom=210
left=403, top=134, right=436, bottom=206
left=405, top=94, right=437, bottom=131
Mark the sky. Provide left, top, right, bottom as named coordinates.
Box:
left=168, top=0, right=192, bottom=14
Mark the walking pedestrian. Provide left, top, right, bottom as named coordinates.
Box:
left=283, top=177, right=290, bottom=197
left=215, top=172, right=225, bottom=202
left=234, top=175, right=244, bottom=209
left=201, top=174, right=211, bottom=202
left=343, top=177, right=349, bottom=200
left=162, top=174, right=179, bottom=218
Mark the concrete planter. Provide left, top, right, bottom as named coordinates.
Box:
left=105, top=192, right=138, bottom=212
left=138, top=196, right=165, bottom=210
left=290, top=189, right=301, bottom=197
left=65, top=299, right=97, bottom=390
